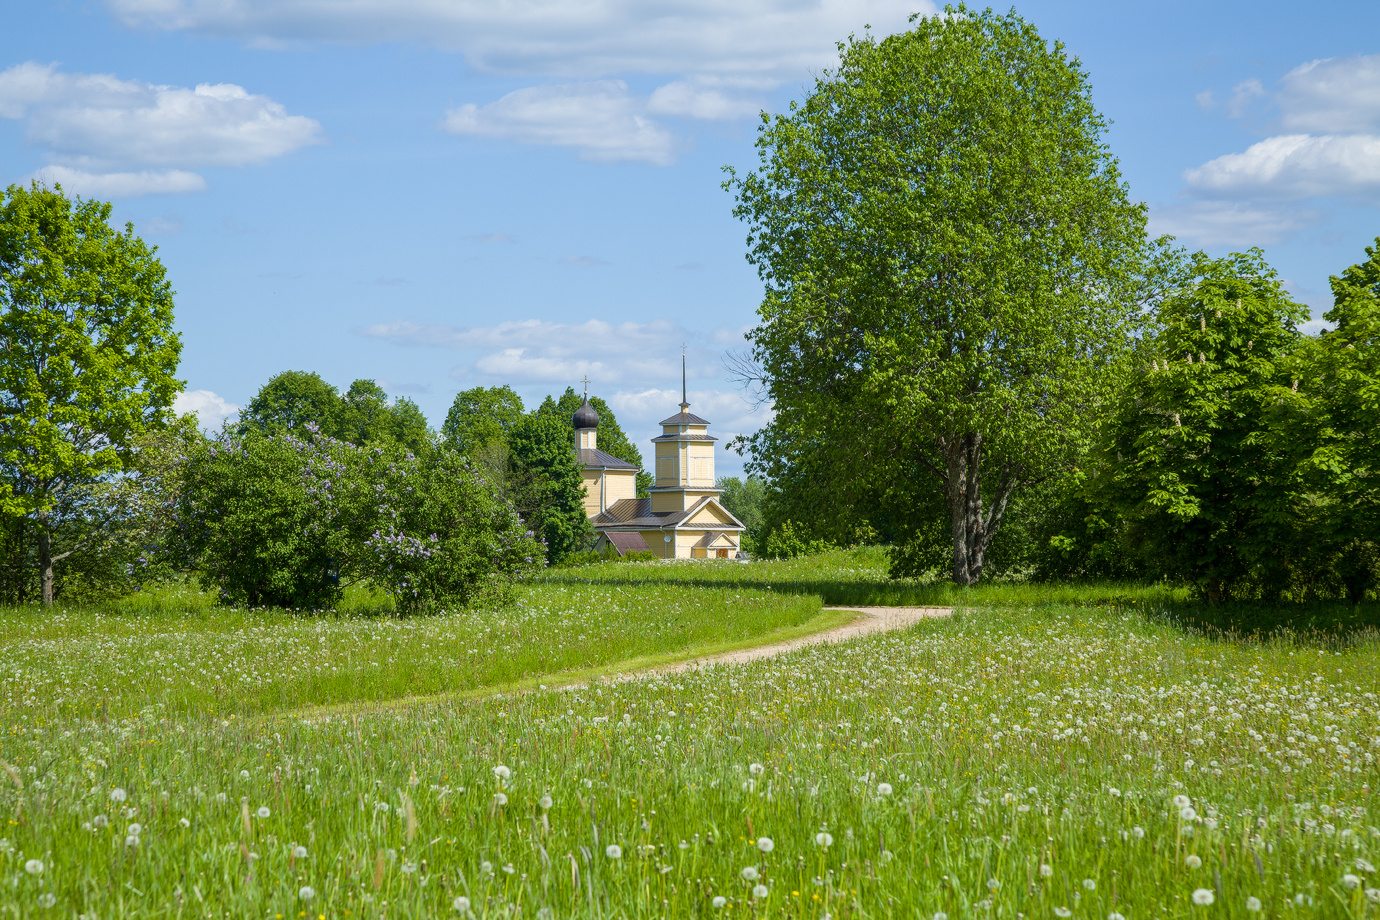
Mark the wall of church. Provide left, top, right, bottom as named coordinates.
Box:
left=580, top=470, right=604, bottom=517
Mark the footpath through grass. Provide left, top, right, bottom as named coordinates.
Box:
left=2, top=550, right=1379, bottom=918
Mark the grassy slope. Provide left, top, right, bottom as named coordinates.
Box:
left=1, top=550, right=1378, bottom=917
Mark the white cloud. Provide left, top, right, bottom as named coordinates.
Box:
left=0, top=61, right=322, bottom=196
left=442, top=81, right=676, bottom=165
left=28, top=165, right=207, bottom=197
left=173, top=389, right=240, bottom=429
left=1278, top=54, right=1380, bottom=134
left=360, top=317, right=742, bottom=387
left=1225, top=78, right=1265, bottom=119
left=1183, top=134, right=1380, bottom=201
left=1146, top=200, right=1320, bottom=248
left=107, top=0, right=931, bottom=86
left=647, top=81, right=761, bottom=120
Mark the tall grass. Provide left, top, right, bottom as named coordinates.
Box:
left=2, top=603, right=1376, bottom=917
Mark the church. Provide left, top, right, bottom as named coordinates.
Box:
left=573, top=376, right=746, bottom=560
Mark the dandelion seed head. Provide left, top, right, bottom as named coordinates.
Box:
left=713, top=896, right=727, bottom=909
left=1245, top=897, right=1262, bottom=912
left=1186, top=855, right=1202, bottom=869
left=24, top=859, right=43, bottom=875
left=110, top=788, right=127, bottom=803
left=1040, top=864, right=1054, bottom=878
left=1192, top=888, right=1215, bottom=905
left=605, top=844, right=622, bottom=859
left=741, top=866, right=759, bottom=881
left=757, top=836, right=774, bottom=853
left=299, top=886, right=315, bottom=901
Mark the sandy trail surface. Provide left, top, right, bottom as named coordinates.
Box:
left=605, top=605, right=953, bottom=682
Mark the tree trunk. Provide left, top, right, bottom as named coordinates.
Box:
left=37, top=509, right=54, bottom=607
left=943, top=432, right=1020, bottom=587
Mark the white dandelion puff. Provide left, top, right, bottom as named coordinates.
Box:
left=757, top=837, right=774, bottom=853
left=753, top=885, right=769, bottom=898
left=299, top=886, right=315, bottom=901
left=1192, top=888, right=1215, bottom=905
left=24, top=859, right=43, bottom=875
left=713, top=897, right=727, bottom=909
left=815, top=832, right=834, bottom=848
left=1343, top=874, right=1362, bottom=890
left=453, top=895, right=471, bottom=912
left=605, top=844, right=622, bottom=859
left=1040, top=864, right=1054, bottom=878
left=493, top=765, right=511, bottom=780
left=110, top=788, right=127, bottom=803
left=741, top=866, right=759, bottom=881
left=1186, top=855, right=1202, bottom=869
left=1245, top=897, right=1262, bottom=912
left=877, top=782, right=893, bottom=796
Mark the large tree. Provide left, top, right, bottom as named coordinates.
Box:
left=241, top=371, right=430, bottom=452
left=1098, top=250, right=1307, bottom=601
left=728, top=7, right=1152, bottom=584
left=0, top=183, right=182, bottom=604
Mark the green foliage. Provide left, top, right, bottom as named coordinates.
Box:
left=715, top=475, right=764, bottom=538
left=727, top=7, right=1158, bottom=585
left=1098, top=250, right=1309, bottom=600
left=508, top=412, right=592, bottom=565
left=756, top=519, right=835, bottom=560
left=241, top=371, right=431, bottom=452
left=442, top=385, right=525, bottom=455
left=538, top=387, right=651, bottom=496
left=178, top=430, right=541, bottom=611
left=0, top=182, right=183, bottom=604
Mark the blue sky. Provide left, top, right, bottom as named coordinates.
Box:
left=3, top=1, right=1378, bottom=478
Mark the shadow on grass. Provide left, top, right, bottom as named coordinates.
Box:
left=1155, top=599, right=1380, bottom=646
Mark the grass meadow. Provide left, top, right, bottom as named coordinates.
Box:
left=1, top=549, right=1378, bottom=918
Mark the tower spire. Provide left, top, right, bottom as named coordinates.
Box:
left=680, top=344, right=689, bottom=411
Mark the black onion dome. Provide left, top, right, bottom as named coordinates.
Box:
left=573, top=398, right=600, bottom=430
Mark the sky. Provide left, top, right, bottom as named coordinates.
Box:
left=3, top=0, right=1378, bottom=478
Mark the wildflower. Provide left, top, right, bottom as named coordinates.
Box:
left=493, top=765, right=511, bottom=781
left=1366, top=889, right=1380, bottom=905
left=713, top=897, right=727, bottom=909
left=935, top=914, right=948, bottom=920
left=1186, top=855, right=1202, bottom=869
left=127, top=823, right=142, bottom=836
left=293, top=845, right=308, bottom=859
left=37, top=893, right=56, bottom=909
left=1180, top=806, right=1198, bottom=821
left=877, top=782, right=893, bottom=796
left=1132, top=826, right=1145, bottom=839
left=1055, top=908, right=1072, bottom=917
left=1192, top=888, right=1215, bottom=905
left=988, top=878, right=1000, bottom=891
left=1040, top=865, right=1054, bottom=878
left=179, top=818, right=191, bottom=828
left=239, top=770, right=250, bottom=780
left=605, top=844, right=622, bottom=859
left=125, top=835, right=139, bottom=847
left=493, top=792, right=508, bottom=806
left=1173, top=795, right=1191, bottom=809
left=753, top=885, right=769, bottom=898
left=1358, top=858, right=1375, bottom=873
left=110, top=788, right=127, bottom=803
left=749, top=763, right=765, bottom=776
left=401, top=861, right=418, bottom=874
left=1343, top=874, right=1362, bottom=890
left=24, top=859, right=43, bottom=875
left=815, top=832, right=834, bottom=848
left=741, top=866, right=759, bottom=881
left=93, top=815, right=108, bottom=828
left=1245, top=897, right=1262, bottom=912
left=453, top=896, right=471, bottom=912
left=1109, top=914, right=1126, bottom=920
left=299, top=887, right=315, bottom=901
left=256, top=806, right=270, bottom=819
left=757, top=837, right=774, bottom=853
left=539, top=794, right=553, bottom=810
left=1083, top=879, right=1096, bottom=891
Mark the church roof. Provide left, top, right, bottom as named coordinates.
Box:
left=576, top=448, right=639, bottom=471
left=573, top=398, right=600, bottom=430
left=658, top=411, right=711, bottom=426
left=591, top=497, right=745, bottom=531
left=604, top=532, right=651, bottom=556
left=650, top=433, right=717, bottom=442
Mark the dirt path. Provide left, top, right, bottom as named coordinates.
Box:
left=600, top=605, right=953, bottom=683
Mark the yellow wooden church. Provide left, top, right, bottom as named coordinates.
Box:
left=574, top=377, right=745, bottom=560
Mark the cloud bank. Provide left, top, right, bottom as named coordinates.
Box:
left=0, top=61, right=322, bottom=197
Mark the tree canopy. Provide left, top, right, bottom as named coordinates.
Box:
left=728, top=7, right=1152, bottom=584
left=0, top=182, right=182, bottom=604
left=442, top=385, right=525, bottom=456
left=241, top=371, right=430, bottom=453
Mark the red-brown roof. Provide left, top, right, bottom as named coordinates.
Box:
left=605, top=532, right=651, bottom=556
